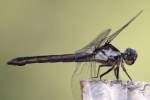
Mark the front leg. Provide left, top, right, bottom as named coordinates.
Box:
left=121, top=60, right=132, bottom=81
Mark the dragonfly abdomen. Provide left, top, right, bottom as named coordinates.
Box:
left=7, top=53, right=93, bottom=66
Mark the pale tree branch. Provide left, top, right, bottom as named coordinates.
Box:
left=80, top=80, right=150, bottom=100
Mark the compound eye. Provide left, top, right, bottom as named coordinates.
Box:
left=123, top=48, right=137, bottom=65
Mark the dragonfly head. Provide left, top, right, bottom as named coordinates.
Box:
left=122, top=48, right=137, bottom=65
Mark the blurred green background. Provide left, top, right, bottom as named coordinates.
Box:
left=0, top=0, right=149, bottom=100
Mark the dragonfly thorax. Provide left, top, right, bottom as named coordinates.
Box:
left=122, top=48, right=137, bottom=65
left=94, top=44, right=121, bottom=65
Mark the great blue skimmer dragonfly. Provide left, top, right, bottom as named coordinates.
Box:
left=7, top=10, right=142, bottom=100
left=7, top=10, right=142, bottom=81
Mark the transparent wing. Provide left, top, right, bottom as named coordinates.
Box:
left=76, top=29, right=111, bottom=54
left=71, top=62, right=98, bottom=100
left=72, top=29, right=111, bottom=100
left=106, top=10, right=143, bottom=44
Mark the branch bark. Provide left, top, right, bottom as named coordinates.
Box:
left=80, top=80, right=150, bottom=100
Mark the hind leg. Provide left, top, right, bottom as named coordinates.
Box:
left=92, top=64, right=110, bottom=78
left=100, top=66, right=114, bottom=80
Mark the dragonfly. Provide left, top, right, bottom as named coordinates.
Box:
left=7, top=10, right=142, bottom=81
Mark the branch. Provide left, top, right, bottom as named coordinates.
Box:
left=80, top=80, right=150, bottom=100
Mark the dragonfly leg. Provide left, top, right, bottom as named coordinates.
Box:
left=92, top=65, right=110, bottom=79
left=114, top=66, right=119, bottom=80
left=100, top=66, right=114, bottom=80
left=121, top=62, right=132, bottom=81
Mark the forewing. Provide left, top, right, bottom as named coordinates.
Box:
left=76, top=29, right=111, bottom=54
left=106, top=10, right=143, bottom=44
